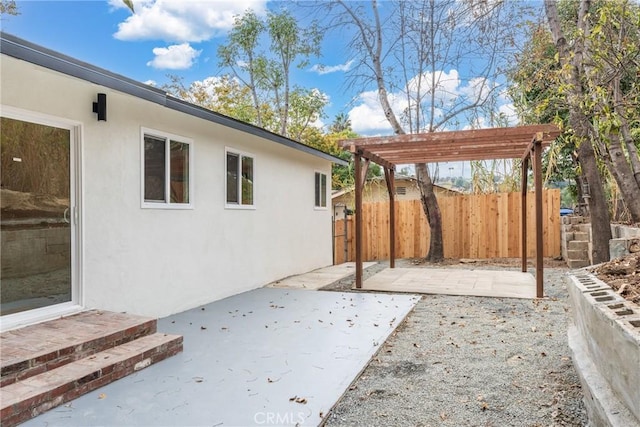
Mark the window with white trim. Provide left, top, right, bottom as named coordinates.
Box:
left=226, top=149, right=254, bottom=207
left=142, top=129, right=192, bottom=207
left=315, top=172, right=327, bottom=208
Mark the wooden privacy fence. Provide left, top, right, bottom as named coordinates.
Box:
left=333, top=190, right=561, bottom=264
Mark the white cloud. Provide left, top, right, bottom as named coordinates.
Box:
left=348, top=90, right=394, bottom=134
left=406, top=69, right=461, bottom=107
left=146, top=43, right=201, bottom=69
left=113, top=0, right=267, bottom=42
left=309, top=60, right=354, bottom=75
left=498, top=103, right=518, bottom=125
left=144, top=79, right=157, bottom=86
left=349, top=70, right=513, bottom=136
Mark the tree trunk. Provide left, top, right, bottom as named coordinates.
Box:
left=620, top=117, right=640, bottom=188
left=545, top=0, right=611, bottom=263
left=576, top=132, right=612, bottom=263
left=416, top=163, right=444, bottom=262
left=613, top=82, right=640, bottom=188
left=337, top=0, right=445, bottom=262
left=605, top=132, right=640, bottom=222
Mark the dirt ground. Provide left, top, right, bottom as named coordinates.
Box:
left=590, top=252, right=640, bottom=304
left=322, top=260, right=587, bottom=426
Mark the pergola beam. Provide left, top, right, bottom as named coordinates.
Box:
left=339, top=124, right=560, bottom=148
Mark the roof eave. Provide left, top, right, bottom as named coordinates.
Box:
left=0, top=32, right=347, bottom=167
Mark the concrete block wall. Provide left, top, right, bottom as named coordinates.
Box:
left=566, top=273, right=640, bottom=426
left=1, top=226, right=70, bottom=279
left=609, top=224, right=640, bottom=260
left=561, top=216, right=592, bottom=268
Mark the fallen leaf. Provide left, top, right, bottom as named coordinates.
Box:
left=200, top=326, right=207, bottom=330
left=531, top=326, right=537, bottom=332
left=98, top=393, right=106, bottom=400
left=440, top=412, right=448, bottom=421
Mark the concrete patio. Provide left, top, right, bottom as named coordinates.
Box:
left=267, top=262, right=377, bottom=290
left=361, top=267, right=538, bottom=299
left=23, top=287, right=419, bottom=426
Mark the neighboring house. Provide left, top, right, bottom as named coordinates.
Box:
left=331, top=176, right=459, bottom=218
left=0, top=33, right=346, bottom=330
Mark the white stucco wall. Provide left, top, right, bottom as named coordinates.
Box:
left=1, top=55, right=333, bottom=318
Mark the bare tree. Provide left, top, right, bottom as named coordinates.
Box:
left=322, top=0, right=527, bottom=261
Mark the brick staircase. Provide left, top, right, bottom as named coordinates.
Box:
left=561, top=217, right=592, bottom=269
left=0, top=310, right=182, bottom=426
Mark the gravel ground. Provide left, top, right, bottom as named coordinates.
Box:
left=322, top=260, right=587, bottom=427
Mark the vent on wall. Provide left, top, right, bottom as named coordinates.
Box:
left=395, top=186, right=407, bottom=195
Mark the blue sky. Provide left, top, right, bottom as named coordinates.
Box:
left=1, top=1, right=361, bottom=126
left=1, top=0, right=528, bottom=179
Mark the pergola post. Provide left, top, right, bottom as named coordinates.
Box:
left=352, top=150, right=369, bottom=289
left=521, top=132, right=545, bottom=298
left=384, top=167, right=396, bottom=268
left=521, top=155, right=529, bottom=273
left=354, top=151, right=363, bottom=289
left=533, top=136, right=544, bottom=298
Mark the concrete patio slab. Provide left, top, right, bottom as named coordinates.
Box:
left=362, top=267, right=537, bottom=299
left=23, top=288, right=419, bottom=426
left=267, top=262, right=377, bottom=290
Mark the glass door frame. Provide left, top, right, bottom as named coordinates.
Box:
left=0, top=105, right=83, bottom=331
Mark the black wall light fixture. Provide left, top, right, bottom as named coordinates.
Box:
left=92, top=93, right=107, bottom=121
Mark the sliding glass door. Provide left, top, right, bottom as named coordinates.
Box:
left=1, top=115, right=76, bottom=317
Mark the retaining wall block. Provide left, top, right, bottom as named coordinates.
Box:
left=610, top=238, right=630, bottom=260
left=567, top=274, right=610, bottom=293
left=567, top=273, right=640, bottom=424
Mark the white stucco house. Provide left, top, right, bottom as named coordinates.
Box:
left=0, top=33, right=346, bottom=330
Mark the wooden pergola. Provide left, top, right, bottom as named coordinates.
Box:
left=339, top=124, right=562, bottom=298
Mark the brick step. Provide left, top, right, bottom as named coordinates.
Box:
left=0, top=333, right=183, bottom=427
left=1, top=310, right=157, bottom=387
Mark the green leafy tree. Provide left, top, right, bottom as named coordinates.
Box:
left=287, top=87, right=328, bottom=142
left=218, top=8, right=322, bottom=138
left=162, top=75, right=269, bottom=125
left=218, top=10, right=266, bottom=128
left=0, top=0, right=18, bottom=15
left=511, top=0, right=640, bottom=262
left=544, top=0, right=612, bottom=261
left=330, top=113, right=351, bottom=133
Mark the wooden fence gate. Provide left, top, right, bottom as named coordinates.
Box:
left=332, top=190, right=560, bottom=264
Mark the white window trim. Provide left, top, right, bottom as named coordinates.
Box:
left=140, top=127, right=194, bottom=210
left=225, top=147, right=256, bottom=210
left=314, top=171, right=328, bottom=210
